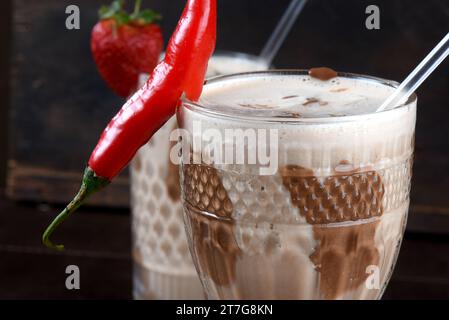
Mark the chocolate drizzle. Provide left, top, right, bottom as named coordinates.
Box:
left=282, top=95, right=299, bottom=100
left=182, top=160, right=387, bottom=298
left=303, top=98, right=320, bottom=106
left=280, top=165, right=384, bottom=224
left=183, top=164, right=241, bottom=286
left=303, top=98, right=329, bottom=106
left=310, top=221, right=380, bottom=299
left=330, top=87, right=349, bottom=93
left=280, top=164, right=385, bottom=299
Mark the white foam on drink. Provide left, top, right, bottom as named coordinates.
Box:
left=183, top=72, right=416, bottom=175
left=199, top=74, right=398, bottom=118
left=206, top=55, right=269, bottom=78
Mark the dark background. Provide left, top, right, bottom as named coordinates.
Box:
left=1, top=0, right=449, bottom=299
left=0, top=0, right=11, bottom=188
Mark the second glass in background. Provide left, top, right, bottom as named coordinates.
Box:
left=130, top=52, right=270, bottom=300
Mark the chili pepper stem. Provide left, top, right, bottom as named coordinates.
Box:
left=42, top=167, right=110, bottom=251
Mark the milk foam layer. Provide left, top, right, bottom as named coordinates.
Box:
left=206, top=54, right=269, bottom=78
left=183, top=73, right=416, bottom=175
left=199, top=73, right=399, bottom=118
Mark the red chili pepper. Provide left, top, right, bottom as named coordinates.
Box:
left=42, top=0, right=216, bottom=250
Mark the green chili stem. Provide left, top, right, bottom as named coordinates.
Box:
left=42, top=167, right=110, bottom=251
left=42, top=187, right=88, bottom=251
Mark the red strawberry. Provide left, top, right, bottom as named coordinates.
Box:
left=91, top=0, right=163, bottom=97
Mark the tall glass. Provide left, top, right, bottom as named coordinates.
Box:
left=178, top=70, right=416, bottom=300
left=130, top=52, right=269, bottom=300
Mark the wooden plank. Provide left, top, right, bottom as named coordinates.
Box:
left=0, top=192, right=132, bottom=299
left=0, top=251, right=132, bottom=299
left=1, top=192, right=449, bottom=299
left=0, top=193, right=131, bottom=253
left=6, top=161, right=130, bottom=207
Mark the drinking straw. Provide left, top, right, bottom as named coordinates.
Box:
left=259, top=0, right=308, bottom=66
left=377, top=32, right=449, bottom=112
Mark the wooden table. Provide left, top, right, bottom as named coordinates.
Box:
left=0, top=190, right=132, bottom=299
left=1, top=190, right=449, bottom=300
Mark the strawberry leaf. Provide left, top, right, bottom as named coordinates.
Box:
left=133, top=9, right=162, bottom=25
left=114, top=12, right=131, bottom=26
left=98, top=0, right=161, bottom=26
left=99, top=5, right=116, bottom=19
left=99, top=0, right=126, bottom=20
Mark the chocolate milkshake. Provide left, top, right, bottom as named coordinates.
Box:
left=130, top=54, right=269, bottom=299
left=178, top=70, right=416, bottom=300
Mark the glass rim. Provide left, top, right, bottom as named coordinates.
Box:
left=181, top=69, right=418, bottom=124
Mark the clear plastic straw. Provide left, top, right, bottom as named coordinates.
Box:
left=378, top=32, right=449, bottom=112
left=259, top=0, right=308, bottom=66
